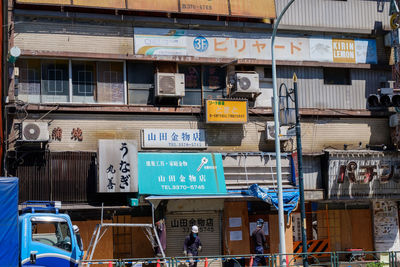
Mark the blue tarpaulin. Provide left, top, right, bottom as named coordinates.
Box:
left=0, top=177, right=19, bottom=267
left=247, top=184, right=299, bottom=216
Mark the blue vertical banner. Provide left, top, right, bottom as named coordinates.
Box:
left=138, top=153, right=227, bottom=195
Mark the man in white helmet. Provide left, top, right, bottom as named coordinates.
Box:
left=183, top=225, right=202, bottom=267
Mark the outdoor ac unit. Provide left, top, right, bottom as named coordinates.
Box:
left=265, top=122, right=293, bottom=141
left=21, top=121, right=49, bottom=142
left=155, top=73, right=185, bottom=97
left=230, top=73, right=260, bottom=97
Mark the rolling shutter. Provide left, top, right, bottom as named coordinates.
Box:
left=165, top=211, right=221, bottom=257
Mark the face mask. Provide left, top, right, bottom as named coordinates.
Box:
left=192, top=233, right=197, bottom=237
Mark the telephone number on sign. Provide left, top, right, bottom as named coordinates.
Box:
left=161, top=185, right=206, bottom=190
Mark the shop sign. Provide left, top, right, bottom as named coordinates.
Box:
left=134, top=28, right=377, bottom=64
left=98, top=140, right=138, bottom=193
left=373, top=201, right=400, bottom=251
left=205, top=100, right=248, bottom=124
left=327, top=153, right=400, bottom=199
left=138, top=153, right=227, bottom=195
left=142, top=129, right=207, bottom=149
left=170, top=216, right=215, bottom=233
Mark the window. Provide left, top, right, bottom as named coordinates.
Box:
left=41, top=60, right=69, bottom=103
left=18, top=59, right=41, bottom=103
left=179, top=64, right=226, bottom=106
left=323, top=68, right=351, bottom=85
left=127, top=62, right=155, bottom=105
left=180, top=65, right=202, bottom=105
left=31, top=217, right=72, bottom=252
left=16, top=59, right=125, bottom=104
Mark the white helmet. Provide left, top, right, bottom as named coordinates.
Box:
left=192, top=225, right=199, bottom=233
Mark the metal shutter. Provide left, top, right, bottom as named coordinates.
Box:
left=165, top=212, right=221, bottom=257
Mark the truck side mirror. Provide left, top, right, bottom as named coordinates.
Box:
left=30, top=251, right=37, bottom=264
left=73, top=225, right=84, bottom=251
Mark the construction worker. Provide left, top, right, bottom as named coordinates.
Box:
left=183, top=225, right=202, bottom=267
left=251, top=219, right=267, bottom=266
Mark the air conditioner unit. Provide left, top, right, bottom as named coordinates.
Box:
left=265, top=122, right=293, bottom=141
left=230, top=73, right=260, bottom=97
left=21, top=121, right=49, bottom=142
left=155, top=73, right=185, bottom=97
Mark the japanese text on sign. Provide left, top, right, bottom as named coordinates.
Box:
left=98, top=140, right=138, bottom=193
left=170, top=217, right=215, bottom=233
left=142, top=129, right=207, bottom=148
left=206, top=100, right=248, bottom=124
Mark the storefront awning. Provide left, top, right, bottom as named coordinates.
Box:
left=138, top=153, right=227, bottom=195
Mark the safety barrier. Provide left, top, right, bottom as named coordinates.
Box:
left=79, top=251, right=400, bottom=267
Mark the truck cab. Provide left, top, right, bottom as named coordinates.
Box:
left=19, top=202, right=84, bottom=266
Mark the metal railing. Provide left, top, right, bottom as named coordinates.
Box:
left=79, top=251, right=400, bottom=267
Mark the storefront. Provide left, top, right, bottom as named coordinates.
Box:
left=325, top=150, right=400, bottom=252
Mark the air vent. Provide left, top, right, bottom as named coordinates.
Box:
left=155, top=73, right=185, bottom=97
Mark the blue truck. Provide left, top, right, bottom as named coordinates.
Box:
left=0, top=177, right=84, bottom=266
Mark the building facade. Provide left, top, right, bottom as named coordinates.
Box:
left=4, top=0, right=398, bottom=262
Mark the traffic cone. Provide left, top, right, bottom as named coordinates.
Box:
left=157, top=259, right=161, bottom=267
left=249, top=256, right=254, bottom=267
left=204, top=257, right=208, bottom=267
left=108, top=261, right=113, bottom=267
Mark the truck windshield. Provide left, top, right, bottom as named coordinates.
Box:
left=31, top=218, right=72, bottom=252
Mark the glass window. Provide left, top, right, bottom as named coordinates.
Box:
left=203, top=65, right=226, bottom=100
left=16, top=59, right=41, bottom=103
left=41, top=60, right=69, bottom=103
left=179, top=65, right=201, bottom=106
left=323, top=68, right=351, bottom=85
left=97, top=62, right=124, bottom=104
left=127, top=62, right=154, bottom=105
left=31, top=219, right=72, bottom=252
left=72, top=61, right=96, bottom=103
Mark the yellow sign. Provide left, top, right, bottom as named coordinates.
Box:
left=332, top=39, right=356, bottom=63
left=206, top=100, right=248, bottom=124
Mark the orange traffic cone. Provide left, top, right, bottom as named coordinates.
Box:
left=249, top=256, right=254, bottom=267
left=204, top=257, right=208, bottom=267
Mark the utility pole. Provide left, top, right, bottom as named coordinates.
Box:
left=271, top=0, right=296, bottom=265
left=293, top=74, right=308, bottom=267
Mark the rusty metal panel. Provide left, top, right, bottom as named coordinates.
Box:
left=26, top=114, right=272, bottom=153
left=13, top=18, right=134, bottom=55
left=327, top=151, right=400, bottom=200
left=180, top=0, right=229, bottom=15
left=230, top=0, right=276, bottom=19
left=300, top=118, right=390, bottom=155
left=275, top=0, right=390, bottom=31
left=222, top=154, right=294, bottom=190
left=276, top=66, right=392, bottom=110
left=127, top=0, right=178, bottom=12
left=72, top=0, right=125, bottom=9
left=16, top=0, right=70, bottom=4
left=302, top=156, right=322, bottom=190
left=16, top=152, right=96, bottom=203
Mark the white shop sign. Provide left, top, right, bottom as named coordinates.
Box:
left=142, top=129, right=207, bottom=149
left=98, top=139, right=138, bottom=193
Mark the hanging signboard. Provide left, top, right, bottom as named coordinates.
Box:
left=127, top=0, right=179, bottom=12
left=327, top=151, right=400, bottom=199
left=138, top=153, right=227, bottom=195
left=142, top=129, right=207, bottom=149
left=134, top=28, right=377, bottom=64
left=98, top=140, right=138, bottom=193
left=205, top=100, right=248, bottom=124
